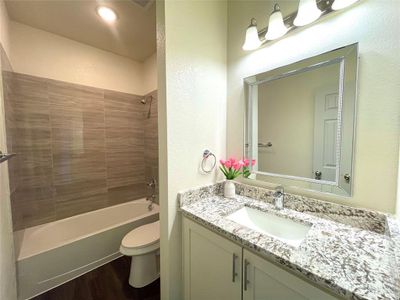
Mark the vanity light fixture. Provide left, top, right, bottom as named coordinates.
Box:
left=332, top=0, right=360, bottom=10
left=243, top=0, right=362, bottom=51
left=242, top=18, right=262, bottom=50
left=265, top=4, right=289, bottom=41
left=294, top=0, right=322, bottom=27
left=97, top=6, right=118, bottom=23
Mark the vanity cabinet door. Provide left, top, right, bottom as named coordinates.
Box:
left=243, top=250, right=338, bottom=300
left=183, top=217, right=242, bottom=300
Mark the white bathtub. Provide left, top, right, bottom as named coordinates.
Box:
left=14, top=199, right=159, bottom=300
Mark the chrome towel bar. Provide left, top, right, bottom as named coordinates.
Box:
left=245, top=142, right=273, bottom=148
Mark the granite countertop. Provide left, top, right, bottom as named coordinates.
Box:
left=178, top=182, right=400, bottom=300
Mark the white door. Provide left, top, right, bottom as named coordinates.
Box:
left=313, top=86, right=340, bottom=183
left=183, top=217, right=242, bottom=300
left=243, top=249, right=338, bottom=300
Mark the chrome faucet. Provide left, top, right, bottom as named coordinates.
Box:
left=273, top=186, right=284, bottom=210
left=146, top=178, right=157, bottom=211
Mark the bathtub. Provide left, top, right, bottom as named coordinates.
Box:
left=13, top=199, right=159, bottom=300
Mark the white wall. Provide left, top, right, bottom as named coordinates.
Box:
left=0, top=2, right=17, bottom=300
left=157, top=0, right=227, bottom=298
left=227, top=0, right=400, bottom=213
left=9, top=21, right=156, bottom=95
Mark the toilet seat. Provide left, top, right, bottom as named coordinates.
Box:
left=120, top=220, right=160, bottom=256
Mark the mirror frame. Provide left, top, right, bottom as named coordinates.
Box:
left=244, top=43, right=359, bottom=197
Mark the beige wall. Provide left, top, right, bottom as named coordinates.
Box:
left=143, top=53, right=157, bottom=94
left=258, top=63, right=339, bottom=178
left=157, top=0, right=227, bottom=298
left=228, top=1, right=400, bottom=213
left=9, top=21, right=156, bottom=95
left=0, top=0, right=10, bottom=56
left=0, top=1, right=17, bottom=299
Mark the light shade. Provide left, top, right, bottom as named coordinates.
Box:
left=294, top=0, right=322, bottom=27
left=97, top=6, right=117, bottom=23
left=265, top=4, right=289, bottom=41
left=331, top=0, right=359, bottom=10
left=242, top=18, right=262, bottom=51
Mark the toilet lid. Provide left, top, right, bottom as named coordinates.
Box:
left=122, top=220, right=160, bottom=249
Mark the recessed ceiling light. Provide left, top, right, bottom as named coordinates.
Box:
left=97, top=6, right=117, bottom=23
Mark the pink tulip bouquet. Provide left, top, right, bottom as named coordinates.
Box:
left=242, top=158, right=256, bottom=178
left=219, top=158, right=243, bottom=180
left=219, top=157, right=256, bottom=180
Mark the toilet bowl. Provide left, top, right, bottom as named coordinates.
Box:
left=120, top=220, right=160, bottom=288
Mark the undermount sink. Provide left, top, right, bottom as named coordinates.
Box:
left=225, top=206, right=311, bottom=247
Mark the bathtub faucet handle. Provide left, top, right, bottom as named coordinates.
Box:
left=146, top=179, right=157, bottom=211
left=146, top=194, right=156, bottom=201
left=147, top=178, right=156, bottom=188
left=147, top=195, right=156, bottom=211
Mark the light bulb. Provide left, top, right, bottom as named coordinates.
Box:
left=294, top=0, right=322, bottom=27
left=265, top=4, right=289, bottom=41
left=331, top=0, right=360, bottom=11
left=97, top=6, right=117, bottom=23
left=242, top=18, right=262, bottom=51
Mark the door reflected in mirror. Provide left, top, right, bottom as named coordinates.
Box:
left=245, top=44, right=358, bottom=196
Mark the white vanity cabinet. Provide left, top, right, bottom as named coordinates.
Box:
left=183, top=217, right=339, bottom=300
left=242, top=249, right=337, bottom=300
left=183, top=217, right=242, bottom=300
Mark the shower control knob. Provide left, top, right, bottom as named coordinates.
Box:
left=314, top=171, right=322, bottom=180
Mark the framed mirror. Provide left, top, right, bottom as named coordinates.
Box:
left=244, top=44, right=358, bottom=196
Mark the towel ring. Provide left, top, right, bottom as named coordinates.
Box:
left=201, top=149, right=216, bottom=173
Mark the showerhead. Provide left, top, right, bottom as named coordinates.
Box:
left=140, top=96, right=153, bottom=118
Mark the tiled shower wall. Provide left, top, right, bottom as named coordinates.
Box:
left=2, top=71, right=158, bottom=230
left=144, top=90, right=159, bottom=195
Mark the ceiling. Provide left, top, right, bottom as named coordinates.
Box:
left=5, top=0, right=156, bottom=62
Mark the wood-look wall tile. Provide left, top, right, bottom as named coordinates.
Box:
left=106, top=151, right=145, bottom=187
left=7, top=73, right=55, bottom=231
left=107, top=184, right=146, bottom=206
left=4, top=72, right=158, bottom=230
left=50, top=109, right=105, bottom=130
left=105, top=129, right=144, bottom=151
left=52, top=128, right=105, bottom=154
left=105, top=111, right=143, bottom=132
left=55, top=193, right=108, bottom=220
left=104, top=90, right=143, bottom=112
left=48, top=80, right=105, bottom=130
left=54, top=177, right=107, bottom=202
left=53, top=152, right=106, bottom=176
left=105, top=90, right=145, bottom=192
left=144, top=92, right=158, bottom=198
left=11, top=187, right=56, bottom=231
left=7, top=73, right=47, bottom=99
left=2, top=72, right=19, bottom=194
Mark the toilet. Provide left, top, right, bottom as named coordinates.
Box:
left=120, top=220, right=160, bottom=288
